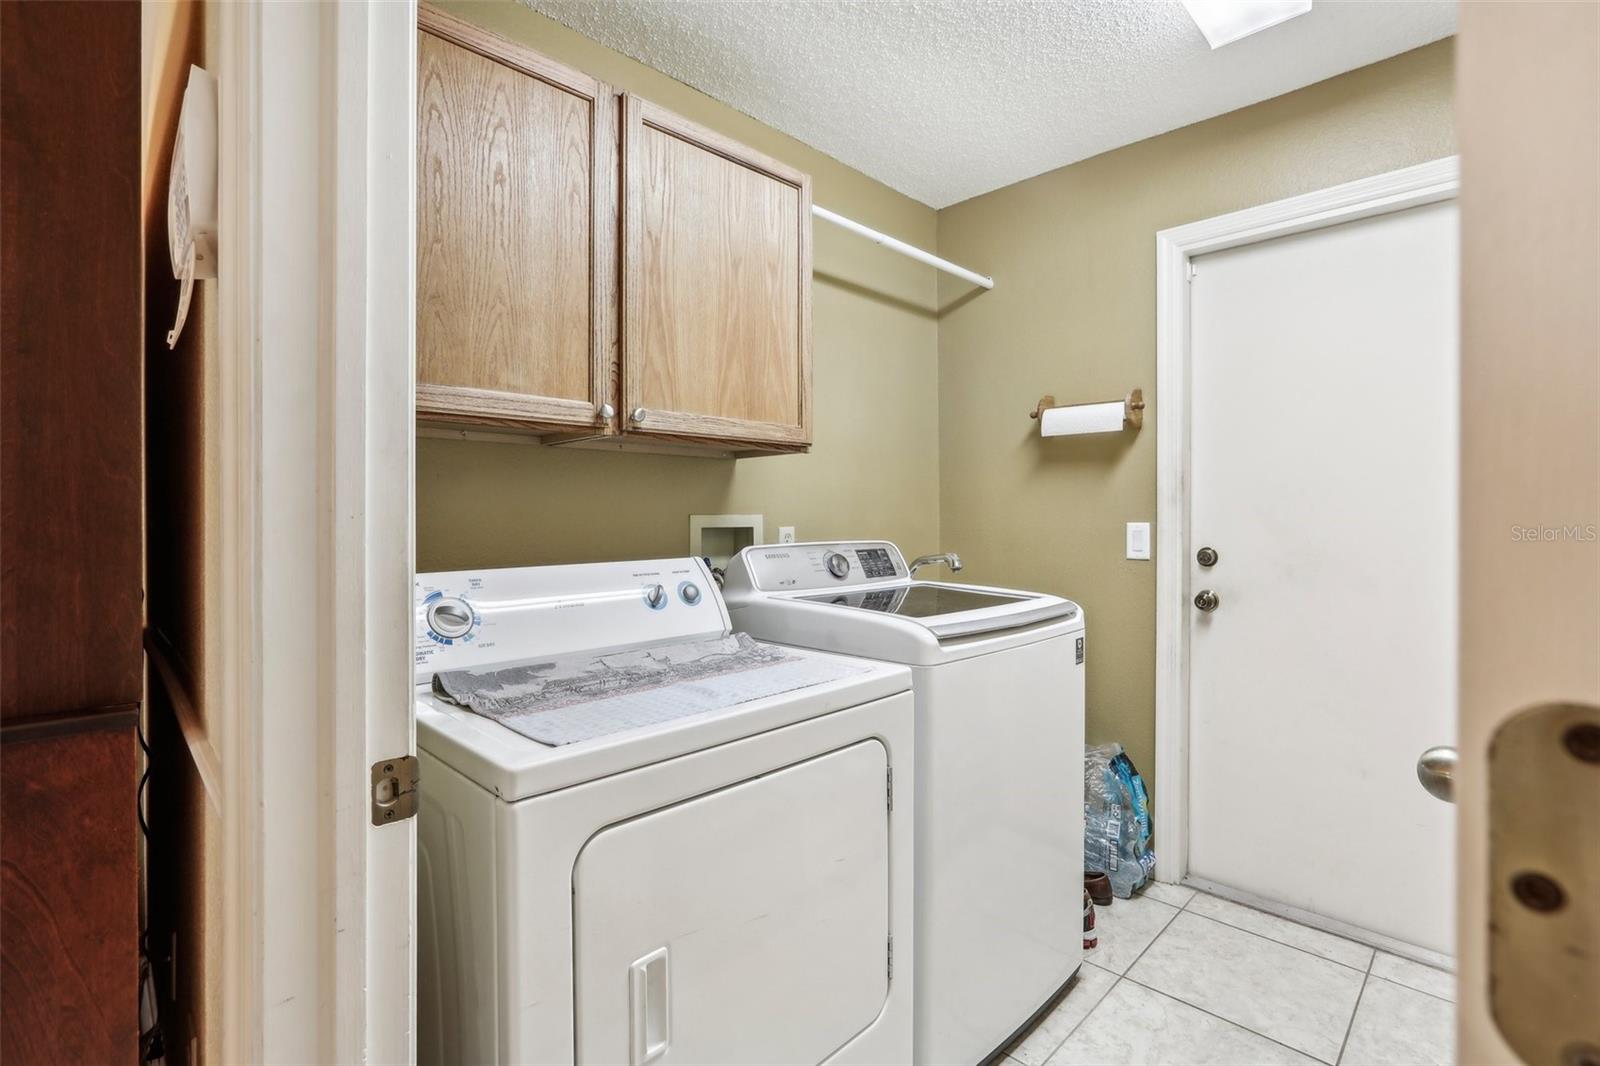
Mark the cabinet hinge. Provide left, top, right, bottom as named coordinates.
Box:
left=886, top=766, right=894, bottom=812
left=887, top=935, right=895, bottom=981
left=371, top=754, right=419, bottom=826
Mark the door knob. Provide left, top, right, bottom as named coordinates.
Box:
left=1193, top=589, right=1220, bottom=612
left=1416, top=745, right=1456, bottom=803
left=1197, top=546, right=1219, bottom=567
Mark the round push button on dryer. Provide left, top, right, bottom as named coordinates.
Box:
left=679, top=581, right=702, bottom=605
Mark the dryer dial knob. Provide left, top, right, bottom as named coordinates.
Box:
left=825, top=551, right=851, bottom=579
left=643, top=583, right=668, bottom=609
left=427, top=597, right=474, bottom=639
left=679, top=582, right=701, bottom=605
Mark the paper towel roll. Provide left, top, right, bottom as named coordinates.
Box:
left=1040, top=400, right=1126, bottom=436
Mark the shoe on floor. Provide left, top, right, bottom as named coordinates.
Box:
left=1085, top=871, right=1112, bottom=907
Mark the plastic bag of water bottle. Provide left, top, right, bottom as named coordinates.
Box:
left=1084, top=743, right=1156, bottom=898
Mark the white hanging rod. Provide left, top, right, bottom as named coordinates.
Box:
left=812, top=204, right=994, bottom=290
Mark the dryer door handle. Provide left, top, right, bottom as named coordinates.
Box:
left=629, top=946, right=671, bottom=1064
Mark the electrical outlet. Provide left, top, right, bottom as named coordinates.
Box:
left=778, top=526, right=796, bottom=544
left=1126, top=522, right=1151, bottom=560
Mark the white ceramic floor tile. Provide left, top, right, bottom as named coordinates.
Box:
left=1129, top=912, right=1365, bottom=1063
left=1140, top=881, right=1198, bottom=908
left=1046, top=980, right=1320, bottom=1066
left=1008, top=963, right=1119, bottom=1065
left=1368, top=951, right=1454, bottom=1003
left=1183, top=894, right=1374, bottom=971
left=1339, top=976, right=1454, bottom=1066
left=1085, top=894, right=1179, bottom=975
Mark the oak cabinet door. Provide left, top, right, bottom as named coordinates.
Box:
left=417, top=8, right=615, bottom=431
left=621, top=96, right=813, bottom=448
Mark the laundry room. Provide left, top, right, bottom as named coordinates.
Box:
left=403, top=3, right=1466, bottom=1062
left=6, top=1, right=1597, bottom=1065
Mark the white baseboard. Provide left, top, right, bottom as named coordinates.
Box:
left=1183, top=874, right=1456, bottom=973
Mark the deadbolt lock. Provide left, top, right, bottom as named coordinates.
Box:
left=1193, top=589, right=1220, bottom=613
left=1197, top=546, right=1219, bottom=568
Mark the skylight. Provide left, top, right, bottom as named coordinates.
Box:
left=1181, top=0, right=1314, bottom=49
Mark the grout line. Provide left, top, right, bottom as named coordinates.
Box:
left=1118, top=972, right=1341, bottom=1065
left=1054, top=972, right=1123, bottom=1058
left=1363, top=971, right=1456, bottom=1007
left=1366, top=950, right=1457, bottom=1005
left=1036, top=898, right=1183, bottom=1064
left=1176, top=904, right=1372, bottom=975
left=1118, top=898, right=1184, bottom=977
left=1332, top=956, right=1376, bottom=1066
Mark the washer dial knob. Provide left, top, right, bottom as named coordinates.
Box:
left=825, top=551, right=851, bottom=579
left=643, top=583, right=668, bottom=609
left=427, top=597, right=474, bottom=639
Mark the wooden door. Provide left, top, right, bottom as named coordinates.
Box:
left=1456, top=3, right=1598, bottom=1062
left=416, top=6, right=615, bottom=432
left=2, top=0, right=141, bottom=1060
left=621, top=96, right=812, bottom=449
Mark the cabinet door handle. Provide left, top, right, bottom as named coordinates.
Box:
left=598, top=402, right=616, bottom=420
left=629, top=946, right=670, bottom=1064
left=630, top=407, right=648, bottom=424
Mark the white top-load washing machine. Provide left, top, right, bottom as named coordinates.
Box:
left=414, top=557, right=915, bottom=1066
left=722, top=542, right=1086, bottom=1066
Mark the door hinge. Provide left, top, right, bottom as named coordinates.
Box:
left=1187, top=261, right=1197, bottom=281
left=886, top=767, right=894, bottom=812
left=887, top=935, right=894, bottom=981
left=371, top=754, right=419, bottom=826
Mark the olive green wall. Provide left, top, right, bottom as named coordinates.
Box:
left=416, top=2, right=942, bottom=572
left=935, top=40, right=1456, bottom=778
left=415, top=11, right=1456, bottom=781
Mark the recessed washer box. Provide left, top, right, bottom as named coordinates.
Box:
left=690, top=514, right=765, bottom=568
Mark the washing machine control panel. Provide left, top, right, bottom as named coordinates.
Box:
left=733, top=541, right=908, bottom=591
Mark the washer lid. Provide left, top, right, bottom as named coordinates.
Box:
left=797, top=582, right=1077, bottom=639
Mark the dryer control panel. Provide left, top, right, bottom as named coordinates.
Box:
left=724, top=541, right=909, bottom=593
left=415, top=558, right=727, bottom=684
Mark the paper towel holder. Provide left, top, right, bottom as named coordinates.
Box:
left=1030, top=388, right=1145, bottom=430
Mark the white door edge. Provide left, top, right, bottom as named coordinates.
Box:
left=215, top=2, right=417, bottom=1062
left=1151, top=156, right=1460, bottom=886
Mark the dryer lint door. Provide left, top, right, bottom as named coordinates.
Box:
left=573, top=740, right=891, bottom=1065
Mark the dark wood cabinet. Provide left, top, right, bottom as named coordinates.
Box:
left=1, top=1, right=143, bottom=1061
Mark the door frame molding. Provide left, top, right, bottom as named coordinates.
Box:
left=1152, top=156, right=1459, bottom=883
left=214, top=2, right=417, bottom=1061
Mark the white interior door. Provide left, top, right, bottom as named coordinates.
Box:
left=1185, top=200, right=1459, bottom=956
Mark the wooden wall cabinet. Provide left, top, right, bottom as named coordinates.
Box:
left=620, top=97, right=813, bottom=451
left=416, top=8, right=813, bottom=456
left=417, top=7, right=616, bottom=432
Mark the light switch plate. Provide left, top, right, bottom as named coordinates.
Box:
left=1126, top=522, right=1151, bottom=560
left=778, top=526, right=796, bottom=544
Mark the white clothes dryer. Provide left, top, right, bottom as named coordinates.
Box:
left=722, top=542, right=1086, bottom=1066
left=415, top=557, right=915, bottom=1065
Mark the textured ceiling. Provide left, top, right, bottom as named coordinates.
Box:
left=519, top=0, right=1456, bottom=208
